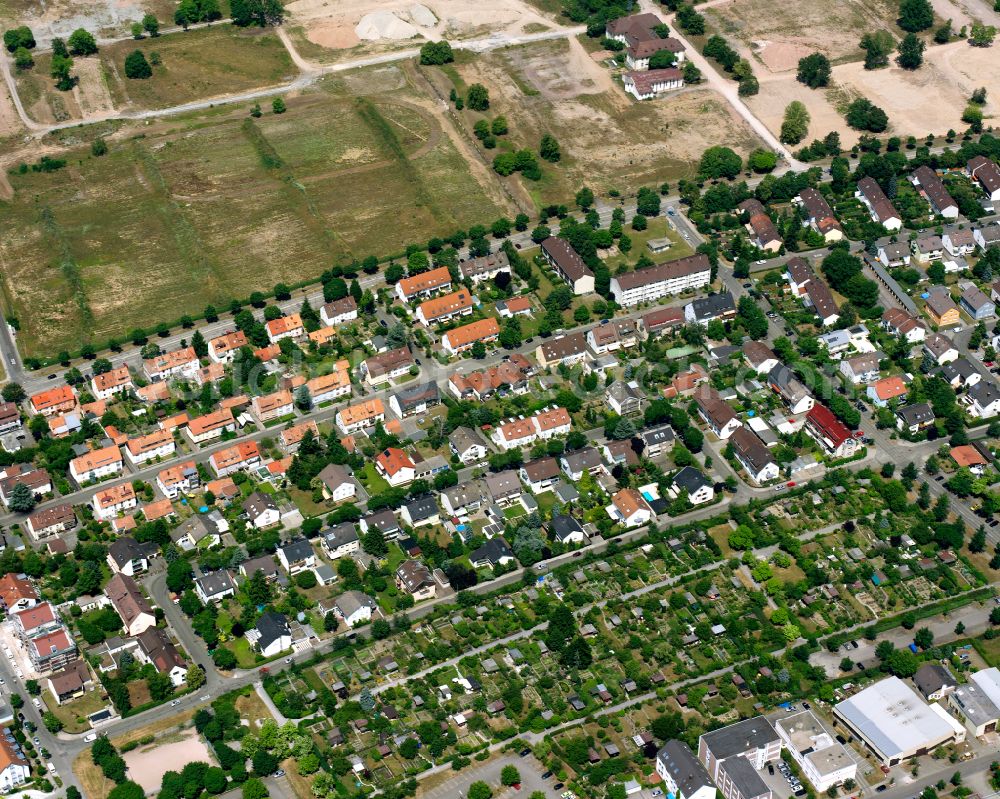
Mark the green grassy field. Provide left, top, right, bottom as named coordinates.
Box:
left=13, top=26, right=293, bottom=124
left=0, top=79, right=506, bottom=357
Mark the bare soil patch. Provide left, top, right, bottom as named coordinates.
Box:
left=749, top=73, right=857, bottom=146
left=706, top=0, right=899, bottom=69
left=834, top=40, right=1000, bottom=138
left=123, top=730, right=215, bottom=794
left=306, top=21, right=361, bottom=49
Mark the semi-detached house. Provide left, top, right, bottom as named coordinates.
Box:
left=25, top=503, right=76, bottom=540
left=91, top=366, right=133, bottom=401
left=308, top=363, right=352, bottom=404
left=442, top=317, right=500, bottom=355
left=855, top=176, right=902, bottom=231
left=207, top=330, right=248, bottom=363
left=265, top=313, right=304, bottom=343
left=798, top=187, right=843, bottom=242
left=209, top=441, right=261, bottom=477
left=610, top=253, right=711, bottom=306
left=729, top=426, right=779, bottom=484
left=694, top=386, right=741, bottom=439
left=395, top=266, right=452, bottom=303
left=910, top=165, right=959, bottom=219
left=29, top=385, right=77, bottom=417
left=362, top=347, right=413, bottom=387
left=124, top=429, right=175, bottom=466
left=143, top=347, right=199, bottom=382
left=92, top=482, right=137, bottom=520
left=534, top=331, right=588, bottom=368
left=335, top=398, right=385, bottom=434
left=968, top=155, right=1000, bottom=201
left=416, top=289, right=474, bottom=326
left=186, top=408, right=236, bottom=444
left=156, top=461, right=200, bottom=499
left=320, top=297, right=358, bottom=326
left=70, top=444, right=123, bottom=484
left=252, top=389, right=294, bottom=423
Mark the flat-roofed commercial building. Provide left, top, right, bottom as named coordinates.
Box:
left=833, top=676, right=966, bottom=765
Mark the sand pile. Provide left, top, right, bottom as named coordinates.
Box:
left=356, top=10, right=419, bottom=40
left=407, top=3, right=438, bottom=26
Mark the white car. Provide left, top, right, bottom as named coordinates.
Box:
left=170, top=699, right=180, bottom=707
left=83, top=733, right=97, bottom=743
left=32, top=697, right=41, bottom=708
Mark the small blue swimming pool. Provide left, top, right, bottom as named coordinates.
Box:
left=642, top=491, right=655, bottom=502
left=456, top=524, right=469, bottom=532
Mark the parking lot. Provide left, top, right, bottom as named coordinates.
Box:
left=418, top=754, right=550, bottom=799
left=0, top=620, right=41, bottom=683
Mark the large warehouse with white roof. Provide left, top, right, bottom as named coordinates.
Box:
left=833, top=676, right=966, bottom=765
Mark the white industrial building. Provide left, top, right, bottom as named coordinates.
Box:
left=833, top=677, right=966, bottom=766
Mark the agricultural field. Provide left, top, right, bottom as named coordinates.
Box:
left=424, top=37, right=764, bottom=207
left=0, top=70, right=508, bottom=357
left=13, top=26, right=295, bottom=124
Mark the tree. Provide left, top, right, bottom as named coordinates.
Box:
left=242, top=778, right=269, bottom=799
left=7, top=481, right=35, bottom=513
left=43, top=711, right=63, bottom=733
left=186, top=664, right=206, bottom=689
left=1, top=383, right=24, bottom=403
left=649, top=49, right=676, bottom=69
left=51, top=47, right=75, bottom=90
left=294, top=384, right=311, bottom=411
left=142, top=13, right=160, bottom=36
left=419, top=40, right=453, bottom=64
left=698, top=145, right=742, bottom=179
left=780, top=101, right=810, bottom=144
left=272, top=97, right=286, bottom=114
left=124, top=49, right=152, bottom=79
left=468, top=782, right=492, bottom=799
left=501, top=765, right=521, bottom=786
left=899, top=0, right=934, bottom=31
left=860, top=30, right=895, bottom=68
left=230, top=0, right=284, bottom=25
left=467, top=83, right=490, bottom=111
left=13, top=46, right=32, bottom=68
left=796, top=52, right=831, bottom=88
left=970, top=22, right=997, bottom=46
left=914, top=627, right=934, bottom=649
left=3, top=26, right=35, bottom=52
left=748, top=148, right=778, bottom=173
left=108, top=783, right=144, bottom=799
left=896, top=33, right=925, bottom=68
left=68, top=28, right=98, bottom=55
left=539, top=134, right=561, bottom=162
left=845, top=97, right=889, bottom=131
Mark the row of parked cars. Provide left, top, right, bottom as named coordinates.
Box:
left=773, top=759, right=806, bottom=797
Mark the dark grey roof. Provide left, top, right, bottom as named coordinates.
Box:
left=362, top=509, right=399, bottom=533
left=255, top=611, right=290, bottom=649
left=278, top=538, right=314, bottom=563
left=969, top=380, right=1000, bottom=406
left=688, top=292, right=735, bottom=322
left=317, top=463, right=353, bottom=490
left=108, top=537, right=147, bottom=568
left=172, top=514, right=215, bottom=543
left=913, top=663, right=956, bottom=697
left=641, top=425, right=674, bottom=447
left=391, top=381, right=440, bottom=413
left=470, top=537, right=514, bottom=566
left=323, top=523, right=359, bottom=550
left=700, top=716, right=779, bottom=760
left=940, top=358, right=978, bottom=382
left=485, top=470, right=520, bottom=499
left=672, top=466, right=711, bottom=495
left=656, top=740, right=714, bottom=798
left=196, top=570, right=235, bottom=597
left=550, top=514, right=584, bottom=541
left=334, top=590, right=377, bottom=618
left=897, top=402, right=934, bottom=426
left=562, top=447, right=603, bottom=473
left=404, top=495, right=439, bottom=521
left=449, top=426, right=487, bottom=454
left=720, top=754, right=770, bottom=799
left=243, top=491, right=278, bottom=518
left=241, top=554, right=278, bottom=577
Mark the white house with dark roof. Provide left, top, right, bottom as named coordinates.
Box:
left=668, top=466, right=714, bottom=505
left=276, top=538, right=316, bottom=575
left=195, top=571, right=236, bottom=604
